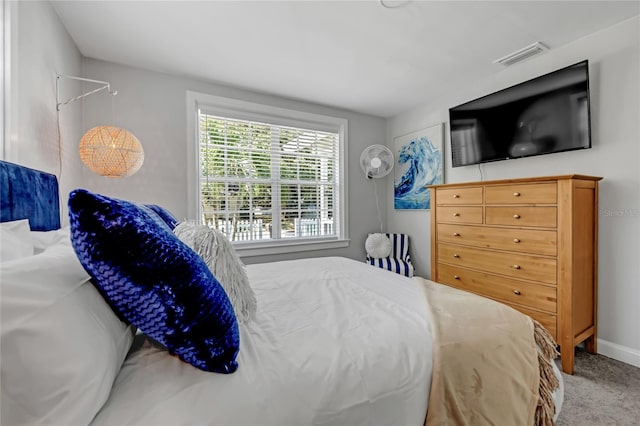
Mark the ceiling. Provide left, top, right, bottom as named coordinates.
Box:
left=51, top=1, right=640, bottom=118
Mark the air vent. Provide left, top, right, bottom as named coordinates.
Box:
left=493, top=42, right=548, bottom=66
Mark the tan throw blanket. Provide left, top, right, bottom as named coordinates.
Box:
left=416, top=278, right=559, bottom=426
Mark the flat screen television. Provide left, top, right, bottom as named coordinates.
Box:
left=449, top=60, right=591, bottom=168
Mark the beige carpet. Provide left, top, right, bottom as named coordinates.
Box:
left=556, top=348, right=640, bottom=425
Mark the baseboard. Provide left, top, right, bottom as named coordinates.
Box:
left=597, top=338, right=640, bottom=368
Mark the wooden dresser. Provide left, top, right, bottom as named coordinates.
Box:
left=428, top=175, right=601, bottom=374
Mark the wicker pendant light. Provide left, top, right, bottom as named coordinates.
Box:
left=79, top=126, right=144, bottom=177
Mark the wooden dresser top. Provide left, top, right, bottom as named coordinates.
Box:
left=427, top=174, right=603, bottom=189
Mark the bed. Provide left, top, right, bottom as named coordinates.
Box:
left=0, top=160, right=563, bottom=426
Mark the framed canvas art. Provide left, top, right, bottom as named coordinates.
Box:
left=394, top=123, right=444, bottom=210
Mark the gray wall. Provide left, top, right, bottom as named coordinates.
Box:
left=4, top=0, right=83, bottom=221
left=7, top=0, right=637, bottom=368
left=387, top=16, right=640, bottom=366
left=80, top=59, right=388, bottom=265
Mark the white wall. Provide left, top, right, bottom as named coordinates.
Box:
left=9, top=0, right=636, bottom=366
left=80, top=59, right=388, bottom=265
left=4, top=0, right=83, bottom=221
left=387, top=17, right=640, bottom=365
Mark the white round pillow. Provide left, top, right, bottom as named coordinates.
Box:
left=365, top=233, right=392, bottom=258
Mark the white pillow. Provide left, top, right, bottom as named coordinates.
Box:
left=0, top=219, right=34, bottom=262
left=174, top=221, right=257, bottom=323
left=0, top=237, right=135, bottom=425
left=30, top=226, right=71, bottom=254
left=365, top=233, right=392, bottom=259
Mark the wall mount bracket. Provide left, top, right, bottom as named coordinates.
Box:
left=56, top=74, right=117, bottom=111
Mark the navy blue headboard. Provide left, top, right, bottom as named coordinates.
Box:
left=0, top=161, right=61, bottom=231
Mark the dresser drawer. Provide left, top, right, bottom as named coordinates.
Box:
left=436, top=206, right=483, bottom=224
left=485, top=206, right=557, bottom=228
left=436, top=187, right=483, bottom=205
left=510, top=305, right=557, bottom=341
left=437, top=263, right=557, bottom=313
left=437, top=224, right=557, bottom=256
left=485, top=183, right=557, bottom=204
left=437, top=243, right=557, bottom=284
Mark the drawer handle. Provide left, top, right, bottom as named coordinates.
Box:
left=453, top=213, right=460, bottom=217
left=513, top=192, right=521, bottom=197
left=513, top=290, right=521, bottom=295
left=453, top=275, right=460, bottom=280
left=453, top=254, right=460, bottom=258
left=513, top=238, right=521, bottom=243
left=513, top=214, right=521, bottom=219
left=453, top=232, right=460, bottom=237
left=453, top=194, right=460, bottom=198
left=513, top=264, right=521, bottom=270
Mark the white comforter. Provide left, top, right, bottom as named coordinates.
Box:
left=91, top=257, right=433, bottom=426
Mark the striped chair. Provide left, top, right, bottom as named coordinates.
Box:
left=365, top=233, right=414, bottom=277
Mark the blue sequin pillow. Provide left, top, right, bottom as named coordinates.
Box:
left=145, top=204, right=178, bottom=230
left=68, top=189, right=239, bottom=373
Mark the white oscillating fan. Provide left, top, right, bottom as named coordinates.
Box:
left=360, top=145, right=394, bottom=179
left=360, top=145, right=394, bottom=243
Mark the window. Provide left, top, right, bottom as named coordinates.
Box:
left=187, top=92, right=348, bottom=256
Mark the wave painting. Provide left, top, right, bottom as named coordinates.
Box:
left=394, top=124, right=443, bottom=210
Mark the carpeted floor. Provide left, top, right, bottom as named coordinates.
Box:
left=555, top=348, right=640, bottom=425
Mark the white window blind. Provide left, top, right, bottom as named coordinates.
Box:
left=198, top=111, right=341, bottom=244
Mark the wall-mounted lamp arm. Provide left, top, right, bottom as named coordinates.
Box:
left=56, top=74, right=118, bottom=111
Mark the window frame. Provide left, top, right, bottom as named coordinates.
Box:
left=186, top=91, right=349, bottom=257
